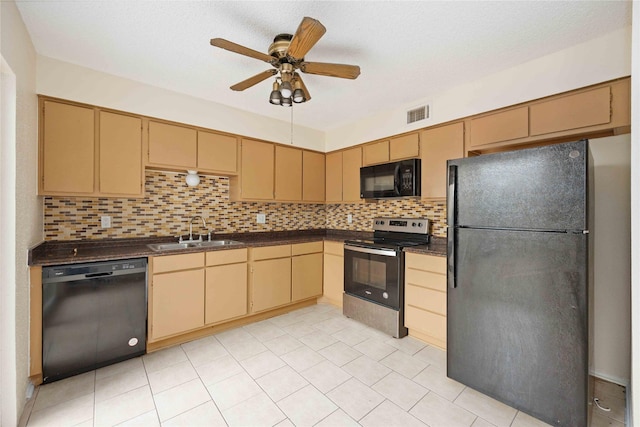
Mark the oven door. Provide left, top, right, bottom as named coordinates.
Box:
left=344, top=244, right=402, bottom=309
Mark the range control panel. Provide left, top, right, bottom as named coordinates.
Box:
left=373, top=217, right=430, bottom=234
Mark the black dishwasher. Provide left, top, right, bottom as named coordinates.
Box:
left=42, top=258, right=147, bottom=383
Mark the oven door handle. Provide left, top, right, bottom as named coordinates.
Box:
left=344, top=244, right=398, bottom=257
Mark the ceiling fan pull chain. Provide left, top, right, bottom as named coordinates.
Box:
left=291, top=105, right=294, bottom=145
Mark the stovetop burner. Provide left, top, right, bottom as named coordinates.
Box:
left=344, top=217, right=431, bottom=249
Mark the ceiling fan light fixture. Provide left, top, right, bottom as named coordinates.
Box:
left=280, top=80, right=293, bottom=98
left=269, top=81, right=282, bottom=105
left=292, top=79, right=305, bottom=103
left=281, top=96, right=292, bottom=107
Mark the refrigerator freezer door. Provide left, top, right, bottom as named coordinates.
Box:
left=448, top=140, right=587, bottom=231
left=447, top=228, right=588, bottom=426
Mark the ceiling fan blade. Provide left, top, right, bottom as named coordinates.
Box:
left=295, top=73, right=312, bottom=101
left=286, top=17, right=326, bottom=60
left=210, top=38, right=275, bottom=64
left=300, top=62, right=361, bottom=79
left=230, top=69, right=278, bottom=91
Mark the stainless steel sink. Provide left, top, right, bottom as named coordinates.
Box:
left=147, top=240, right=244, bottom=252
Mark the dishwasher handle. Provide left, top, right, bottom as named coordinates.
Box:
left=85, top=272, right=113, bottom=279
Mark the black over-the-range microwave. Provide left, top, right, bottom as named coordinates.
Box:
left=360, top=159, right=421, bottom=199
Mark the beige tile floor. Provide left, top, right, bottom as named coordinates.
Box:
left=24, top=303, right=624, bottom=427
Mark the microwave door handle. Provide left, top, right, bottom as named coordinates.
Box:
left=394, top=164, right=401, bottom=196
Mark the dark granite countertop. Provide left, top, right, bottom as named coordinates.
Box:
left=403, top=237, right=447, bottom=257
left=29, top=229, right=446, bottom=266
left=29, top=229, right=383, bottom=266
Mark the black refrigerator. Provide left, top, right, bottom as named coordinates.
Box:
left=446, top=140, right=590, bottom=426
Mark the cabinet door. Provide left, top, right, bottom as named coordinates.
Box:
left=241, top=139, right=274, bottom=200
left=99, top=111, right=143, bottom=196
left=390, top=133, right=420, bottom=160
left=275, top=145, right=302, bottom=201
left=292, top=253, right=323, bottom=301
left=342, top=147, right=362, bottom=202
left=468, top=107, right=528, bottom=149
left=151, top=269, right=204, bottom=340
left=420, top=122, right=464, bottom=199
left=530, top=86, right=611, bottom=136
left=363, top=140, right=389, bottom=165
left=325, top=151, right=343, bottom=202
left=323, top=252, right=344, bottom=307
left=41, top=101, right=95, bottom=194
left=205, top=263, right=247, bottom=324
left=198, top=131, right=238, bottom=174
left=303, top=151, right=325, bottom=202
left=251, top=258, right=291, bottom=312
left=148, top=121, right=197, bottom=168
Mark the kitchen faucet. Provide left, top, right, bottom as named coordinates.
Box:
left=180, top=215, right=207, bottom=243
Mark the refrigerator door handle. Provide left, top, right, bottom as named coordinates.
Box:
left=447, top=164, right=457, bottom=288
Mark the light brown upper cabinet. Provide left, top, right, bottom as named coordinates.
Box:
left=303, top=151, right=326, bottom=202
left=197, top=131, right=238, bottom=174
left=390, top=133, right=420, bottom=160
left=275, top=145, right=302, bottom=201
left=147, top=121, right=197, bottom=169
left=40, top=100, right=95, bottom=195
left=237, top=138, right=275, bottom=200
left=39, top=99, right=143, bottom=197
left=342, top=147, right=363, bottom=202
left=363, top=133, right=420, bottom=166
left=420, top=122, right=464, bottom=199
left=468, top=107, right=529, bottom=150
left=530, top=86, right=611, bottom=136
left=363, top=140, right=389, bottom=165
left=325, top=151, right=343, bottom=202
left=99, top=111, right=143, bottom=196
left=466, top=78, right=630, bottom=152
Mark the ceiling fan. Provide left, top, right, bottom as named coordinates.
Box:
left=210, top=17, right=361, bottom=106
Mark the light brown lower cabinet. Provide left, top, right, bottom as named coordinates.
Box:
left=150, top=250, right=248, bottom=341
left=205, top=249, right=248, bottom=324
left=404, top=252, right=447, bottom=349
left=292, top=242, right=324, bottom=302
left=151, top=268, right=205, bottom=340
left=250, top=245, right=292, bottom=313
left=322, top=241, right=344, bottom=307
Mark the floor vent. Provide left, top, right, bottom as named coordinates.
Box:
left=407, top=105, right=429, bottom=124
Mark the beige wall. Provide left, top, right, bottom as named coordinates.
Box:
left=590, top=135, right=631, bottom=385
left=0, top=0, right=41, bottom=422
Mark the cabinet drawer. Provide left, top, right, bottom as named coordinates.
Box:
left=363, top=140, right=390, bottom=165
left=292, top=241, right=323, bottom=256
left=469, top=107, right=529, bottom=148
left=406, top=284, right=446, bottom=316
left=405, top=253, right=447, bottom=274
left=405, top=268, right=446, bottom=292
left=323, top=240, right=344, bottom=256
left=530, top=86, right=611, bottom=136
left=405, top=306, right=446, bottom=343
left=390, top=133, right=420, bottom=160
left=250, top=245, right=291, bottom=261
left=152, top=252, right=204, bottom=273
left=206, top=248, right=248, bottom=266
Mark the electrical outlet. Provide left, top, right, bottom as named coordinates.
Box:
left=347, top=214, right=353, bottom=224
left=256, top=213, right=266, bottom=224
left=101, top=215, right=112, bottom=228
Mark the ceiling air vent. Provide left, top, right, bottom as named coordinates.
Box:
left=406, top=105, right=429, bottom=124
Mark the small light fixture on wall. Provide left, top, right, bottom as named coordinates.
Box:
left=185, top=170, right=200, bottom=187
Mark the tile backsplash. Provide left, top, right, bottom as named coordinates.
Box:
left=44, top=170, right=446, bottom=241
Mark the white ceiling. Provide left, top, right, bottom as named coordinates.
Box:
left=16, top=1, right=632, bottom=132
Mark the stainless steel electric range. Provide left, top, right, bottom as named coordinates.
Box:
left=343, top=217, right=430, bottom=338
